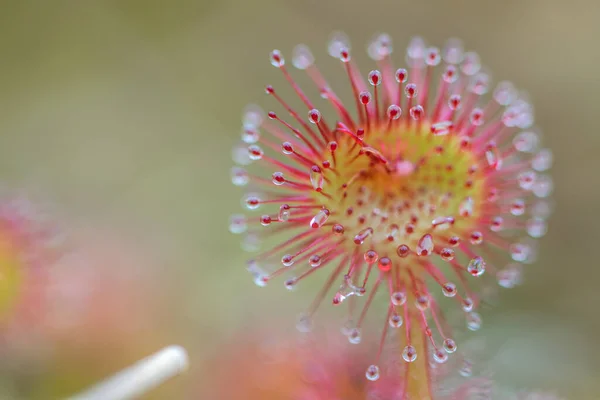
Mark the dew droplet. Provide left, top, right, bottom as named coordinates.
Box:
left=364, top=250, right=379, bottom=264
left=442, top=65, right=458, bottom=83
left=389, top=314, right=403, bottom=328
left=493, top=81, right=517, bottom=106
left=248, top=145, right=264, bottom=161
left=510, top=199, right=526, bottom=216
left=272, top=171, right=285, bottom=186
left=532, top=148, right=553, bottom=172
left=244, top=194, right=261, bottom=210
left=366, top=365, right=380, bottom=381
left=513, top=131, right=539, bottom=153
left=378, top=257, right=392, bottom=272
left=470, top=231, right=483, bottom=245
left=432, top=216, right=454, bottom=229
left=308, top=108, right=321, bottom=124
left=526, top=217, right=547, bottom=238
left=332, top=224, right=345, bottom=235
left=469, top=108, right=484, bottom=126
left=405, top=84, right=417, bottom=98
left=354, top=227, right=374, bottom=245
left=467, top=256, right=486, bottom=277
left=241, top=126, right=260, bottom=144
left=281, top=142, right=294, bottom=155
left=415, top=294, right=430, bottom=310
left=310, top=208, right=330, bottom=229
left=416, top=234, right=434, bottom=256
left=407, top=36, right=426, bottom=60
left=469, top=72, right=490, bottom=95
left=431, top=121, right=453, bottom=136
left=231, top=167, right=249, bottom=186
left=260, top=215, right=272, bottom=226
left=348, top=328, right=361, bottom=344
left=368, top=33, right=393, bottom=60
left=461, top=52, right=481, bottom=76
left=296, top=313, right=313, bottom=333
left=490, top=216, right=504, bottom=232
left=462, top=297, right=474, bottom=312
left=228, top=214, right=247, bottom=234
left=466, top=312, right=482, bottom=331
left=328, top=31, right=351, bottom=59
left=396, top=244, right=410, bottom=257
left=402, top=345, right=417, bottom=362
left=459, top=197, right=474, bottom=217
left=533, top=175, right=553, bottom=198
left=310, top=165, right=324, bottom=191
left=443, top=38, right=464, bottom=64
left=433, top=348, right=448, bottom=364
left=309, top=254, right=322, bottom=268
left=281, top=254, right=294, bottom=267
left=440, top=248, right=455, bottom=261
left=510, top=243, right=531, bottom=262
left=448, top=236, right=460, bottom=247
left=241, top=234, right=261, bottom=252
left=409, top=105, right=424, bottom=120
left=395, top=68, right=408, bottom=83
left=391, top=291, right=406, bottom=306
left=448, top=94, right=461, bottom=110
left=232, top=143, right=252, bottom=166
left=269, top=49, right=285, bottom=67
left=442, top=282, right=457, bottom=297
left=518, top=170, right=537, bottom=190
left=443, top=338, right=457, bottom=353
left=368, top=70, right=382, bottom=86
left=497, top=264, right=523, bottom=288
left=292, top=44, right=314, bottom=70
left=425, top=47, right=441, bottom=66
left=278, top=204, right=291, bottom=222
left=459, top=360, right=473, bottom=377
left=285, top=278, right=297, bottom=290
left=387, top=104, right=402, bottom=120
left=485, top=145, right=502, bottom=170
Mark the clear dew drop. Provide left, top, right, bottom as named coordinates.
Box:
left=513, top=131, right=539, bottom=153
left=368, top=70, right=382, bottom=86
left=425, top=47, right=441, bottom=66
left=467, top=256, right=486, bottom=277
left=244, top=194, right=261, bottom=210
left=467, top=312, right=482, bottom=331
left=518, top=170, right=537, bottom=190
left=434, top=348, right=448, bottom=364
left=269, top=49, right=285, bottom=67
left=432, top=216, right=454, bottom=230
left=497, top=263, right=523, bottom=288
left=387, top=104, right=402, bottom=120
left=443, top=338, right=457, bottom=354
left=228, top=214, right=247, bottom=234
left=470, top=231, right=483, bottom=245
left=485, top=146, right=502, bottom=170
left=533, top=175, right=553, bottom=198
left=443, top=38, right=464, bottom=64
left=527, top=217, right=547, bottom=238
left=278, top=204, right=291, bottom=222
left=409, top=105, right=424, bottom=120
left=241, top=126, right=260, bottom=144
left=532, top=148, right=553, bottom=172
left=442, top=282, right=457, bottom=297
left=242, top=104, right=265, bottom=128
left=348, top=327, right=361, bottom=344
left=405, top=83, right=417, bottom=98
left=247, top=145, right=264, bottom=161
left=389, top=314, right=403, bottom=328
left=368, top=33, right=393, bottom=60
left=415, top=295, right=430, bottom=310
left=366, top=365, right=380, bottom=381
left=260, top=215, right=272, bottom=226
left=308, top=108, right=321, bottom=124
left=402, top=345, right=417, bottom=362
left=328, top=31, right=351, bottom=58
left=292, top=44, right=314, bottom=70
left=231, top=167, right=249, bottom=186
left=272, top=172, right=285, bottom=186
left=407, top=36, right=426, bottom=60
left=284, top=278, right=297, bottom=290
left=510, top=243, right=531, bottom=262
left=281, top=254, right=294, bottom=267
left=364, top=250, right=379, bottom=264
left=490, top=216, right=504, bottom=232
left=354, top=227, right=374, bottom=245
left=296, top=313, right=313, bottom=333
left=431, top=121, right=453, bottom=136
left=310, top=208, right=330, bottom=229
left=247, top=260, right=268, bottom=287
left=310, top=165, right=324, bottom=191
left=459, top=360, right=473, bottom=377
left=416, top=234, right=434, bottom=256
left=232, top=144, right=252, bottom=166
left=493, top=81, right=517, bottom=106
left=461, top=51, right=481, bottom=76
left=309, top=254, right=322, bottom=268
left=334, top=275, right=361, bottom=305
left=510, top=199, right=526, bottom=216
left=391, top=291, right=407, bottom=306
left=440, top=248, right=455, bottom=261
left=462, top=297, right=474, bottom=312
left=459, top=197, right=474, bottom=217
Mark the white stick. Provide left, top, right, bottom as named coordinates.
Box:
left=68, top=345, right=189, bottom=400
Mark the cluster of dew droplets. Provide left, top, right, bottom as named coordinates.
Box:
left=227, top=31, right=553, bottom=385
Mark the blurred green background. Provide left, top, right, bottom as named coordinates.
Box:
left=0, top=0, right=599, bottom=398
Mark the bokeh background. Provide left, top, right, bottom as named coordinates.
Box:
left=0, top=0, right=599, bottom=398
